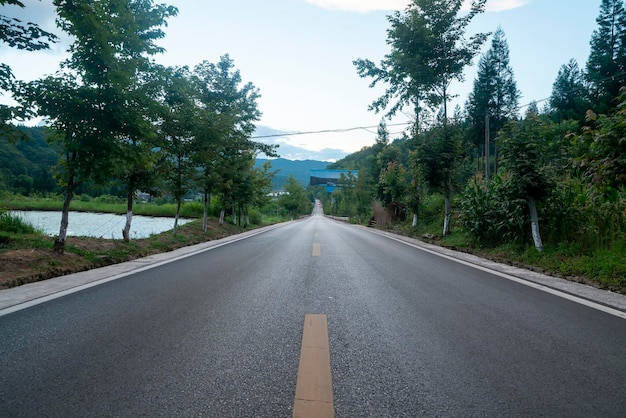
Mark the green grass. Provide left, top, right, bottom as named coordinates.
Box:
left=387, top=203, right=626, bottom=293
left=0, top=209, right=42, bottom=234
left=4, top=195, right=205, bottom=218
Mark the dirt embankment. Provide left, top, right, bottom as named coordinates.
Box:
left=0, top=220, right=245, bottom=289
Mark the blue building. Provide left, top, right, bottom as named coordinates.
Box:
left=310, top=169, right=358, bottom=193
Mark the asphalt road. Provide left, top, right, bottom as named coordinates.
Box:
left=1, top=208, right=625, bottom=417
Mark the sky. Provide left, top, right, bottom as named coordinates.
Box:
left=1, top=0, right=602, bottom=161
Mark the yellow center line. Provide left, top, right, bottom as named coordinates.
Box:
left=293, top=314, right=334, bottom=418
left=312, top=243, right=321, bottom=257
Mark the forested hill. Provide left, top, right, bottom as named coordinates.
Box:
left=255, top=158, right=330, bottom=190
left=0, top=126, right=59, bottom=195
left=1, top=127, right=331, bottom=194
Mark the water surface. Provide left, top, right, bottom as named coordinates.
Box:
left=11, top=210, right=192, bottom=240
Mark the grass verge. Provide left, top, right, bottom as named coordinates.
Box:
left=0, top=218, right=255, bottom=289
left=380, top=218, right=626, bottom=294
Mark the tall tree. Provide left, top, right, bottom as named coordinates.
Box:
left=498, top=115, right=555, bottom=251
left=466, top=26, right=520, bottom=178
left=379, top=160, right=408, bottom=220
left=413, top=121, right=464, bottom=235
left=158, top=66, right=198, bottom=236
left=354, top=0, right=489, bottom=128
left=193, top=55, right=275, bottom=227
left=20, top=0, right=177, bottom=251
left=1, top=0, right=57, bottom=135
left=586, top=0, right=626, bottom=113
left=549, top=59, right=590, bottom=122
left=20, top=73, right=119, bottom=252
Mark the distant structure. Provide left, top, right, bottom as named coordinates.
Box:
left=310, top=169, right=358, bottom=192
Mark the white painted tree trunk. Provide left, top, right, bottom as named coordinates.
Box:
left=122, top=189, right=134, bottom=241
left=219, top=208, right=225, bottom=225
left=54, top=191, right=72, bottom=253
left=443, top=191, right=451, bottom=236
left=123, top=210, right=133, bottom=241
left=528, top=196, right=544, bottom=252
left=412, top=213, right=418, bottom=228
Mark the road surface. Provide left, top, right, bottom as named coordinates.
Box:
left=1, top=208, right=625, bottom=417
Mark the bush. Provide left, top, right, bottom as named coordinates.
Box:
left=461, top=175, right=528, bottom=247
left=248, top=208, right=262, bottom=225
left=93, top=194, right=124, bottom=204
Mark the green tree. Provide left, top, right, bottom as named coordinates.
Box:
left=1, top=0, right=57, bottom=134
left=497, top=115, right=555, bottom=251
left=586, top=0, right=626, bottom=113
left=413, top=121, right=465, bottom=235
left=193, top=55, right=275, bottom=227
left=466, top=26, right=520, bottom=178
left=20, top=0, right=177, bottom=251
left=549, top=59, right=590, bottom=122
left=158, top=66, right=198, bottom=235
left=354, top=0, right=488, bottom=129
left=379, top=161, right=408, bottom=220
left=573, top=89, right=626, bottom=194
left=21, top=73, right=119, bottom=251
left=279, top=175, right=309, bottom=219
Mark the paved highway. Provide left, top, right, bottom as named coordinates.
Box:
left=1, top=208, right=625, bottom=417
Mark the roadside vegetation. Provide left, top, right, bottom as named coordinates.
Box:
left=316, top=0, right=626, bottom=293
left=0, top=205, right=281, bottom=289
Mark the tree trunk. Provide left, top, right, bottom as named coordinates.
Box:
left=528, top=196, right=544, bottom=252
left=443, top=186, right=451, bottom=236
left=493, top=141, right=498, bottom=176
left=232, top=202, right=236, bottom=225
left=202, top=190, right=209, bottom=232
left=53, top=176, right=79, bottom=254
left=484, top=112, right=490, bottom=184
left=412, top=213, right=418, bottom=228
left=122, top=189, right=134, bottom=241
left=219, top=208, right=225, bottom=225
left=173, top=200, right=181, bottom=236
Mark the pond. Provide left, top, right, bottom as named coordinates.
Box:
left=10, top=210, right=193, bottom=240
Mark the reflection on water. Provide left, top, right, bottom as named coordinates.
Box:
left=11, top=210, right=193, bottom=239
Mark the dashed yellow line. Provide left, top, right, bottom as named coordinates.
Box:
left=312, top=243, right=321, bottom=257
left=293, top=314, right=334, bottom=418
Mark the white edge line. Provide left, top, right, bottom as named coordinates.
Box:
left=0, top=224, right=285, bottom=317
left=361, top=227, right=626, bottom=320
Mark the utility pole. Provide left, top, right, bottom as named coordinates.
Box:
left=484, top=112, right=490, bottom=185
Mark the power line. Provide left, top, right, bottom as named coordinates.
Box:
left=251, top=122, right=412, bottom=139
left=252, top=70, right=626, bottom=139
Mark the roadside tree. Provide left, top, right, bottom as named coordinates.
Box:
left=1, top=0, right=57, bottom=136
left=586, top=0, right=626, bottom=113
left=466, top=26, right=520, bottom=179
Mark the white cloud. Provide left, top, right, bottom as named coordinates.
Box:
left=304, top=0, right=408, bottom=13
left=484, top=0, right=530, bottom=13
left=304, top=0, right=529, bottom=13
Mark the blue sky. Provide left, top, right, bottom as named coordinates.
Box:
left=2, top=0, right=602, bottom=161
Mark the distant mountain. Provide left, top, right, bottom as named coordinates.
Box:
left=255, top=158, right=330, bottom=190
left=253, top=125, right=348, bottom=162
